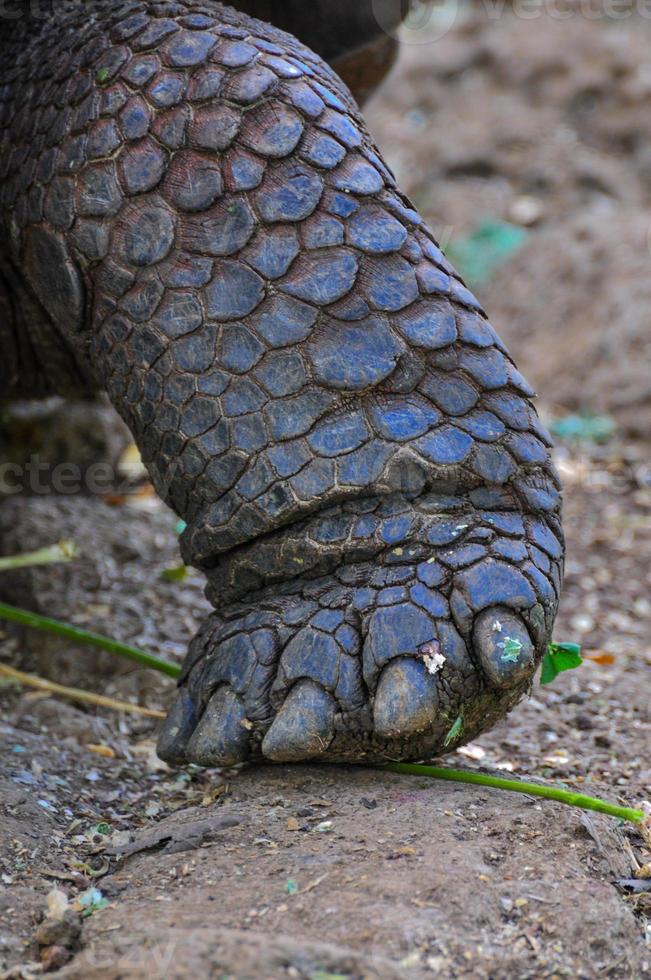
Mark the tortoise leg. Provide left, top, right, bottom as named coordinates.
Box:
left=3, top=3, right=563, bottom=765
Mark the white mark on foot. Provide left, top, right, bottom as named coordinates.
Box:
left=419, top=640, right=446, bottom=675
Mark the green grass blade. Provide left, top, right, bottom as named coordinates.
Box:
left=0, top=541, right=78, bottom=571
left=0, top=601, right=181, bottom=679
left=381, top=762, right=644, bottom=823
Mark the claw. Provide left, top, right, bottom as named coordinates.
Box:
left=262, top=679, right=335, bottom=762
left=157, top=689, right=198, bottom=765
left=373, top=656, right=439, bottom=739
left=186, top=685, right=250, bottom=766
left=473, top=609, right=535, bottom=688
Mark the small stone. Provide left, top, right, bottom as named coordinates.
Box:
left=41, top=945, right=72, bottom=972
left=35, top=911, right=82, bottom=949
left=509, top=195, right=544, bottom=226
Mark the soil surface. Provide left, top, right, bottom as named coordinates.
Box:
left=2, top=6, right=651, bottom=979
left=367, top=3, right=651, bottom=437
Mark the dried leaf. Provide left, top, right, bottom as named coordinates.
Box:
left=86, top=744, right=115, bottom=759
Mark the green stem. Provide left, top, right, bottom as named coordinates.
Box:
left=0, top=541, right=77, bottom=571
left=382, top=762, right=644, bottom=824
left=0, top=601, right=181, bottom=680
left=0, top=596, right=644, bottom=827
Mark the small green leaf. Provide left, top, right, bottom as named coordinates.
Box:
left=78, top=887, right=109, bottom=917
left=500, top=636, right=523, bottom=662
left=95, top=68, right=110, bottom=84
left=540, top=642, right=582, bottom=685
left=310, top=973, right=350, bottom=980
left=161, top=564, right=188, bottom=582
left=444, top=714, right=464, bottom=747
left=285, top=878, right=299, bottom=895
left=550, top=412, right=615, bottom=444
left=0, top=540, right=77, bottom=572
left=88, top=822, right=111, bottom=837
left=71, top=858, right=110, bottom=879
left=447, top=220, right=527, bottom=288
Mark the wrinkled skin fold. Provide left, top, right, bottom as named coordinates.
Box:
left=0, top=1, right=564, bottom=765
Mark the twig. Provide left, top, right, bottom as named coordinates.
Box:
left=0, top=601, right=181, bottom=679
left=382, top=762, right=645, bottom=824
left=0, top=540, right=77, bottom=571
left=0, top=663, right=165, bottom=718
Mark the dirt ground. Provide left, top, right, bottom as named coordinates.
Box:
left=366, top=3, right=651, bottom=438
left=2, top=5, right=651, bottom=979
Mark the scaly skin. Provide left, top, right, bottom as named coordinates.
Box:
left=0, top=1, right=564, bottom=765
